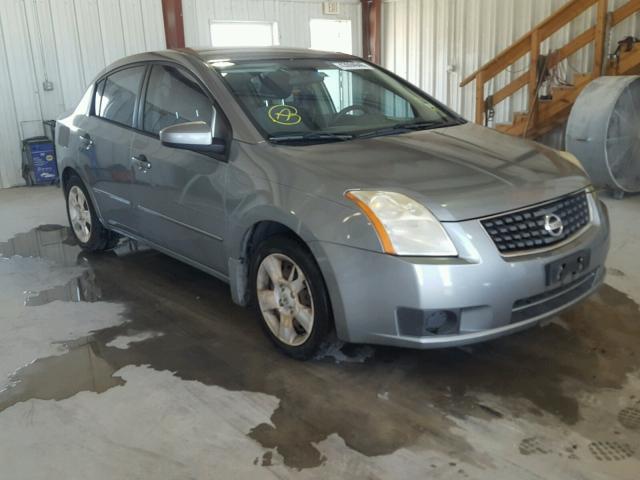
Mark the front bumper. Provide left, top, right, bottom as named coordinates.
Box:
left=312, top=198, right=610, bottom=349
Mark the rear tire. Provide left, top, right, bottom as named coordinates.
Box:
left=250, top=235, right=332, bottom=360
left=64, top=174, right=119, bottom=252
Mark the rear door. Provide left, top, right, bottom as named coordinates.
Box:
left=130, top=63, right=229, bottom=273
left=75, top=65, right=147, bottom=232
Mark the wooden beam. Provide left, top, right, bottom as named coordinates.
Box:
left=475, top=70, right=485, bottom=124
left=460, top=36, right=529, bottom=87
left=362, top=0, right=382, bottom=64
left=611, top=0, right=640, bottom=26
left=460, top=0, right=599, bottom=88
left=550, top=26, right=596, bottom=68
left=500, top=73, right=593, bottom=138
left=460, top=0, right=635, bottom=137
left=538, top=0, right=599, bottom=40
left=162, top=0, right=185, bottom=49
left=528, top=29, right=541, bottom=131
left=493, top=72, right=529, bottom=106
left=593, top=0, right=608, bottom=76
left=491, top=25, right=595, bottom=111
left=607, top=42, right=640, bottom=74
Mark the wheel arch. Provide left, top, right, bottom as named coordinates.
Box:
left=226, top=210, right=315, bottom=306
left=61, top=166, right=78, bottom=191
left=226, top=213, right=350, bottom=340
left=60, top=166, right=106, bottom=225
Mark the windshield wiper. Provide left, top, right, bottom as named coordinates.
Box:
left=358, top=120, right=460, bottom=139
left=268, top=133, right=354, bottom=144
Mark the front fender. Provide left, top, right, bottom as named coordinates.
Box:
left=224, top=167, right=384, bottom=340
left=225, top=165, right=383, bottom=259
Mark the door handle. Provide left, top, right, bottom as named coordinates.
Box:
left=131, top=154, right=152, bottom=172
left=79, top=133, right=94, bottom=150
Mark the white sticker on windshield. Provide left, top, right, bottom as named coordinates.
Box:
left=332, top=61, right=374, bottom=71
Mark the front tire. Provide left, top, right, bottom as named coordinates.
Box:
left=250, top=235, right=332, bottom=360
left=64, top=174, right=119, bottom=252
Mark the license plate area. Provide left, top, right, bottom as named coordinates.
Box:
left=546, top=250, right=591, bottom=286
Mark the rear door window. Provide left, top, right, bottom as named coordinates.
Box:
left=97, top=66, right=146, bottom=127
left=142, top=65, right=214, bottom=135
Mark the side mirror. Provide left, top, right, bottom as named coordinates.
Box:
left=159, top=121, right=226, bottom=155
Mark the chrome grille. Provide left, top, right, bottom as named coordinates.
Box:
left=481, top=191, right=590, bottom=254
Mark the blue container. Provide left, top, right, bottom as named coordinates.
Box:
left=22, top=137, right=58, bottom=185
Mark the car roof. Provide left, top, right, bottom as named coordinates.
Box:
left=100, top=47, right=361, bottom=78
left=179, top=46, right=358, bottom=62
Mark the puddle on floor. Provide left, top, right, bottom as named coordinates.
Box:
left=1, top=225, right=639, bottom=470
left=24, top=268, right=102, bottom=306
left=0, top=340, right=124, bottom=411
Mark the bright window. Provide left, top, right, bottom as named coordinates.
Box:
left=309, top=19, right=352, bottom=54
left=210, top=21, right=279, bottom=47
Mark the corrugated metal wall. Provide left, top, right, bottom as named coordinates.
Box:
left=382, top=0, right=640, bottom=126
left=0, top=0, right=165, bottom=189
left=8, top=0, right=635, bottom=188
left=182, top=0, right=363, bottom=54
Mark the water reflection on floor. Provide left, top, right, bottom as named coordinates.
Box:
left=0, top=225, right=639, bottom=477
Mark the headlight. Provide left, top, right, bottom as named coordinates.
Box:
left=556, top=150, right=586, bottom=172
left=345, top=190, right=458, bottom=256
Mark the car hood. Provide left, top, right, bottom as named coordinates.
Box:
left=259, top=123, right=591, bottom=222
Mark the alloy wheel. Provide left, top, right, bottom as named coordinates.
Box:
left=68, top=185, right=92, bottom=243
left=256, top=253, right=315, bottom=346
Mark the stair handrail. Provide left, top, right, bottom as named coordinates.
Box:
left=612, top=0, right=640, bottom=25
left=458, top=0, right=640, bottom=126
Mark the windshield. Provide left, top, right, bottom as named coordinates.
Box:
left=212, top=58, right=462, bottom=143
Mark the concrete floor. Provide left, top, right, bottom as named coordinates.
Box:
left=0, top=186, right=639, bottom=479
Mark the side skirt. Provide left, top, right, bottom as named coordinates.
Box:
left=108, top=225, right=231, bottom=285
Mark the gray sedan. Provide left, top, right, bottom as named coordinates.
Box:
left=56, top=47, right=610, bottom=359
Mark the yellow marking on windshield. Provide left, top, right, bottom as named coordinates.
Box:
left=268, top=105, right=302, bottom=126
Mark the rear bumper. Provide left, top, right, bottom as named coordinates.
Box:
left=311, top=197, right=610, bottom=349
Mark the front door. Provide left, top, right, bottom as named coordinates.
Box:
left=130, top=64, right=228, bottom=273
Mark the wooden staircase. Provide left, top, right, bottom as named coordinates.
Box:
left=460, top=0, right=640, bottom=139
